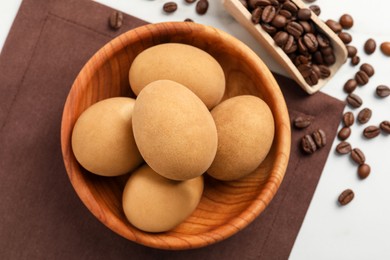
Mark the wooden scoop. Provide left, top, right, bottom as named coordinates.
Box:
left=222, top=0, right=348, bottom=94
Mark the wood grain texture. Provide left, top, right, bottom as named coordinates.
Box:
left=222, top=0, right=348, bottom=94
left=60, top=22, right=291, bottom=249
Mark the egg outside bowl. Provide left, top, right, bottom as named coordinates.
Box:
left=61, top=22, right=291, bottom=250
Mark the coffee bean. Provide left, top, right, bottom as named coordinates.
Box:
left=355, top=70, right=369, bottom=86
left=312, top=51, right=324, bottom=64
left=286, top=21, right=304, bottom=39
left=317, top=65, right=330, bottom=78
left=303, top=33, right=318, bottom=52
left=351, top=148, right=365, bottom=165
left=357, top=108, right=372, bottom=124
left=273, top=31, right=289, bottom=47
left=338, top=126, right=351, bottom=140
left=299, top=20, right=315, bottom=33
left=336, top=141, right=352, bottom=154
left=316, top=33, right=330, bottom=48
left=323, top=53, right=336, bottom=66
left=261, top=23, right=278, bottom=35
left=346, top=45, right=357, bottom=57
left=293, top=116, right=311, bottom=129
left=339, top=14, right=354, bottom=29
left=343, top=79, right=357, bottom=93
left=297, top=64, right=312, bottom=78
left=297, top=8, right=311, bottom=21
left=380, top=42, right=390, bottom=56
left=359, top=63, right=375, bottom=77
left=279, top=9, right=292, bottom=19
left=185, top=0, right=197, bottom=3
left=304, top=0, right=316, bottom=3
left=304, top=71, right=319, bottom=86
left=283, top=35, right=297, bottom=53
left=262, top=5, right=276, bottom=23
left=376, top=85, right=390, bottom=98
left=343, top=111, right=355, bottom=127
left=364, top=38, right=376, bottom=54
left=109, top=11, right=123, bottom=30
left=380, top=120, right=390, bottom=134
left=347, top=93, right=363, bottom=108
left=309, top=5, right=321, bottom=16
left=196, top=0, right=209, bottom=15
left=325, top=19, right=342, bottom=33
left=358, top=164, right=371, bottom=179
left=301, top=134, right=317, bottom=154
left=363, top=125, right=381, bottom=139
left=282, top=1, right=298, bottom=14
left=312, top=129, right=326, bottom=148
left=338, top=189, right=354, bottom=206
left=251, top=7, right=263, bottom=24
left=350, top=55, right=360, bottom=66
left=338, top=32, right=352, bottom=44
left=184, top=18, right=194, bottom=22
left=271, top=14, right=287, bottom=28
left=163, top=2, right=178, bottom=13
left=320, top=46, right=333, bottom=56
left=294, top=55, right=310, bottom=66
left=297, top=37, right=309, bottom=55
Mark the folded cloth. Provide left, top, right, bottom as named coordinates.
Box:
left=0, top=0, right=345, bottom=259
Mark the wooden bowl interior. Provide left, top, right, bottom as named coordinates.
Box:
left=61, top=22, right=290, bottom=250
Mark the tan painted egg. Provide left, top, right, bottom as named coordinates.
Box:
left=132, top=80, right=217, bottom=181
left=71, top=97, right=143, bottom=176
left=129, top=43, right=225, bottom=109
left=207, top=95, right=275, bottom=181
left=122, top=165, right=204, bottom=233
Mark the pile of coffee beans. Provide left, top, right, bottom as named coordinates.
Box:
left=240, top=0, right=334, bottom=86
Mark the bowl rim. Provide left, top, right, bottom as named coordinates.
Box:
left=61, top=21, right=291, bottom=250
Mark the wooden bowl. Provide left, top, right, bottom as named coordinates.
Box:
left=61, top=22, right=291, bottom=250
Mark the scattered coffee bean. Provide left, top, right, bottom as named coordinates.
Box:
left=336, top=141, right=352, bottom=154
left=347, top=93, right=363, bottom=108
left=338, top=32, right=352, bottom=44
left=325, top=19, right=342, bottom=33
left=307, top=5, right=320, bottom=16
left=109, top=11, right=123, bottom=30
left=363, top=125, right=381, bottom=139
left=364, top=38, right=376, bottom=54
left=351, top=148, right=365, bottom=165
left=301, top=134, right=317, bottom=154
left=357, top=108, right=372, bottom=124
left=185, top=0, right=197, bottom=3
left=359, top=63, right=375, bottom=77
left=184, top=18, right=194, bottom=22
left=355, top=70, right=369, bottom=86
left=358, top=164, right=371, bottom=179
left=312, top=129, right=326, bottom=148
left=338, top=189, right=354, bottom=206
left=339, top=14, right=354, bottom=29
left=350, top=55, right=360, bottom=66
left=346, top=45, right=357, bottom=58
left=376, top=85, right=390, bottom=98
left=343, top=111, right=355, bottom=127
left=343, top=79, right=357, bottom=93
left=196, top=0, right=209, bottom=15
left=338, top=126, right=351, bottom=140
left=380, top=42, right=390, bottom=56
left=163, top=2, right=178, bottom=13
left=293, top=116, right=312, bottom=129
left=380, top=120, right=390, bottom=134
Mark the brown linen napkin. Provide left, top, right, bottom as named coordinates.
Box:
left=0, top=0, right=345, bottom=259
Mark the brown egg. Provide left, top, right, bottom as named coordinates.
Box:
left=129, top=43, right=225, bottom=109
left=122, top=165, right=204, bottom=233
left=132, top=80, right=217, bottom=181
left=71, top=97, right=143, bottom=176
left=207, top=95, right=275, bottom=181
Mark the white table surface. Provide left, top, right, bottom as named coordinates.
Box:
left=1, top=0, right=389, bottom=259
